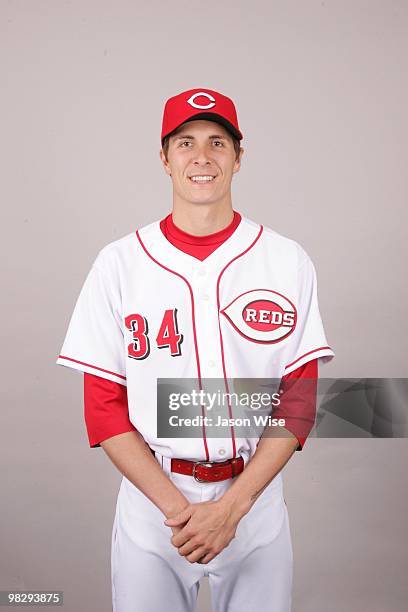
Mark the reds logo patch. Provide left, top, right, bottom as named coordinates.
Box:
left=220, top=289, right=297, bottom=344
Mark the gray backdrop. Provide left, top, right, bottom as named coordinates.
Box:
left=1, top=1, right=407, bottom=610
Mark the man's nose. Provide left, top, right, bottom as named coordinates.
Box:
left=193, top=147, right=213, bottom=165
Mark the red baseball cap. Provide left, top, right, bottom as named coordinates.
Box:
left=161, top=88, right=243, bottom=145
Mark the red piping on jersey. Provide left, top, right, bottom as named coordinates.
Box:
left=135, top=229, right=210, bottom=462
left=216, top=225, right=264, bottom=458
left=284, top=346, right=332, bottom=370
left=58, top=355, right=127, bottom=380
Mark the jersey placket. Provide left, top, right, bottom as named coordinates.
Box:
left=188, top=260, right=233, bottom=461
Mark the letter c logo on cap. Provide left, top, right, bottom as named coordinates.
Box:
left=187, top=92, right=216, bottom=110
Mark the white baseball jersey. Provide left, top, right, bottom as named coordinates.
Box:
left=56, top=214, right=334, bottom=461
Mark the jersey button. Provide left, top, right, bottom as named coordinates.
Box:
left=202, top=293, right=209, bottom=301
left=218, top=448, right=226, bottom=456
left=208, top=360, right=215, bottom=368
left=198, top=268, right=206, bottom=276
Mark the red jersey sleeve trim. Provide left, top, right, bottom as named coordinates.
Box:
left=57, top=354, right=127, bottom=385
left=284, top=346, right=334, bottom=374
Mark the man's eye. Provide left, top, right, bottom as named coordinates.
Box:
left=179, top=140, right=224, bottom=147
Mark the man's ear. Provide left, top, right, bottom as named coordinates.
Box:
left=233, top=147, right=244, bottom=174
left=160, top=149, right=172, bottom=177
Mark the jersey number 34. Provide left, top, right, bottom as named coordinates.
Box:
left=124, top=308, right=183, bottom=360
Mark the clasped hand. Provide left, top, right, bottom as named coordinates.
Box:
left=164, top=499, right=240, bottom=565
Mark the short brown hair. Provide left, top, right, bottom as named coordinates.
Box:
left=162, top=127, right=241, bottom=162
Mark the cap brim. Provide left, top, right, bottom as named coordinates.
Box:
left=162, top=112, right=242, bottom=145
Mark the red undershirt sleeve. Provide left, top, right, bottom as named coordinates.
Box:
left=272, top=358, right=318, bottom=451
left=83, top=373, right=137, bottom=448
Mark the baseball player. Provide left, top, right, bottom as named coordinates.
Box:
left=56, top=87, right=334, bottom=612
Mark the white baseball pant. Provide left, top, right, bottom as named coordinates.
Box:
left=111, top=451, right=293, bottom=612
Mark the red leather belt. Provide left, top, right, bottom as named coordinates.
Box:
left=150, top=448, right=244, bottom=482
left=171, top=457, right=245, bottom=482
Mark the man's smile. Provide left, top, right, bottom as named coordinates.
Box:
left=188, top=174, right=217, bottom=184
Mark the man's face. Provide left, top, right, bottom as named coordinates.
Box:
left=160, top=119, right=243, bottom=206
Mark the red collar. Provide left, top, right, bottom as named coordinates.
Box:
left=161, top=210, right=241, bottom=246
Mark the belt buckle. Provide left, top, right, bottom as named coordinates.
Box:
left=192, top=461, right=215, bottom=483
